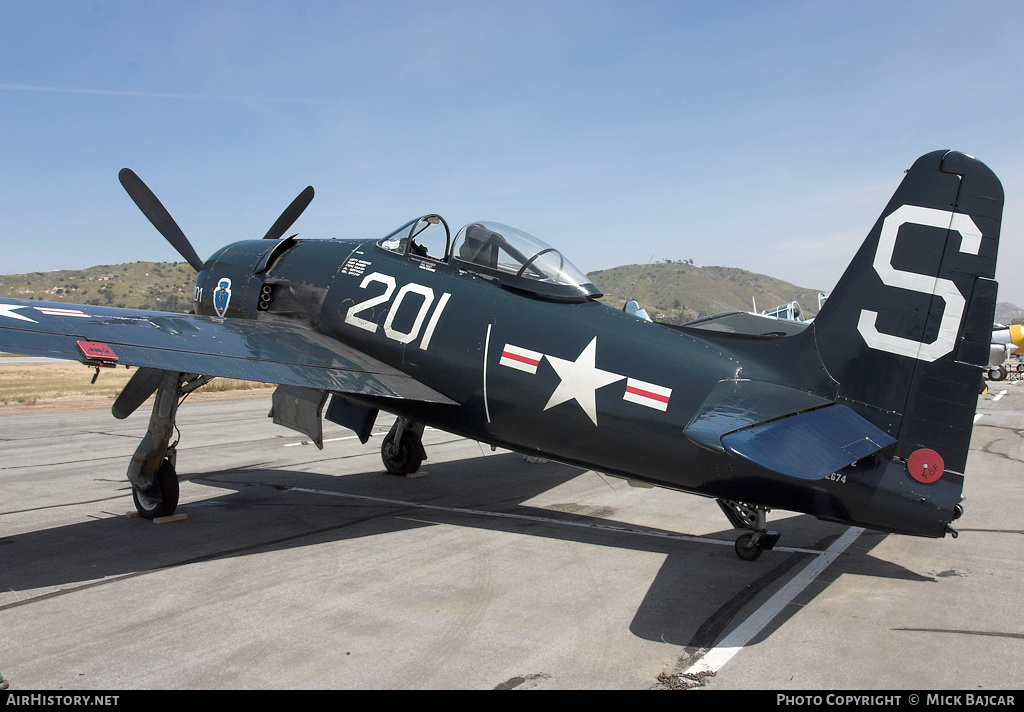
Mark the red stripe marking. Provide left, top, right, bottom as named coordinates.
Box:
left=626, top=385, right=669, bottom=403
left=502, top=351, right=540, bottom=367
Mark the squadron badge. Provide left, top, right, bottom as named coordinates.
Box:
left=213, top=278, right=232, bottom=317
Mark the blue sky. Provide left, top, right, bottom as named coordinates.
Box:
left=2, top=1, right=1023, bottom=305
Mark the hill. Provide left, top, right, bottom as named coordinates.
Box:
left=995, top=302, right=1024, bottom=324
left=0, top=261, right=195, bottom=312
left=1, top=259, right=1021, bottom=328
left=588, top=261, right=822, bottom=324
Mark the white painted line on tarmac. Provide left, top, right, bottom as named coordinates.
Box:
left=283, top=434, right=364, bottom=447
left=683, top=525, right=864, bottom=677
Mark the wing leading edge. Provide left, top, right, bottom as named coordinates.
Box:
left=0, top=298, right=456, bottom=405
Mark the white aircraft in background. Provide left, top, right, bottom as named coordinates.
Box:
left=987, top=323, right=1024, bottom=380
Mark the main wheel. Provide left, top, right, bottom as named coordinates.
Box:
left=734, top=533, right=763, bottom=561
left=381, top=430, right=423, bottom=475
left=132, top=458, right=180, bottom=519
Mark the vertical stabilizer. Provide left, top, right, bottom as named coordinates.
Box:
left=811, top=150, right=1003, bottom=475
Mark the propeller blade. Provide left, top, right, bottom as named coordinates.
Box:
left=118, top=168, right=205, bottom=272
left=263, top=185, right=314, bottom=240
left=111, top=367, right=166, bottom=420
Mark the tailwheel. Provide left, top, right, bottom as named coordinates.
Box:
left=381, top=418, right=425, bottom=475
left=718, top=499, right=781, bottom=561
left=734, top=533, right=763, bottom=561
left=733, top=531, right=782, bottom=561
left=132, top=458, right=179, bottom=519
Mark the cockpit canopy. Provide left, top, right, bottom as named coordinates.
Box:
left=379, top=217, right=601, bottom=301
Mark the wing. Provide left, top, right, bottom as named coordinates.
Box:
left=0, top=298, right=456, bottom=404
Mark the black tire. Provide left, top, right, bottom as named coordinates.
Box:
left=381, top=430, right=423, bottom=475
left=734, top=533, right=763, bottom=561
left=132, top=459, right=179, bottom=519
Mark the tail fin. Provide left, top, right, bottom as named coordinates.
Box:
left=812, top=150, right=1003, bottom=476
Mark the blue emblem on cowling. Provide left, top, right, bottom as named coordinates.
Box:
left=213, top=278, right=232, bottom=317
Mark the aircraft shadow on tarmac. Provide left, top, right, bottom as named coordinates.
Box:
left=1, top=451, right=934, bottom=648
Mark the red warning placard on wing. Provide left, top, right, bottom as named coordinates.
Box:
left=75, top=340, right=119, bottom=364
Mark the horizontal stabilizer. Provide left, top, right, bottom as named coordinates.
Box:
left=684, top=379, right=831, bottom=452
left=684, top=379, right=895, bottom=480
left=721, top=405, right=896, bottom=480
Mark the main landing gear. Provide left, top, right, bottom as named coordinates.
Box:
left=381, top=417, right=427, bottom=475
left=717, top=499, right=781, bottom=561
left=124, top=370, right=210, bottom=519
left=132, top=457, right=180, bottom=519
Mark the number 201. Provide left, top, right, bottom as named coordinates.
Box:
left=344, top=272, right=451, bottom=351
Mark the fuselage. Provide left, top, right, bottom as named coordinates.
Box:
left=190, top=233, right=963, bottom=539
left=191, top=236, right=867, bottom=522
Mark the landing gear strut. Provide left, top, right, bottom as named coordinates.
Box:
left=126, top=371, right=209, bottom=519
left=381, top=417, right=426, bottom=475
left=717, top=499, right=781, bottom=561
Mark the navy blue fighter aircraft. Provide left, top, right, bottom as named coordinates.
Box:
left=0, top=150, right=1003, bottom=560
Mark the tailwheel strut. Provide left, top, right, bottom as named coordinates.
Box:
left=717, top=499, right=781, bottom=561
left=126, top=371, right=210, bottom=519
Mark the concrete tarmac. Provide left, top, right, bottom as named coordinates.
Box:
left=0, top=384, right=1021, bottom=690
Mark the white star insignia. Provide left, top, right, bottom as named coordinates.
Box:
left=543, top=337, right=624, bottom=425
left=0, top=304, right=37, bottom=323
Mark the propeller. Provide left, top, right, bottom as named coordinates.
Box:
left=119, top=168, right=206, bottom=272
left=263, top=185, right=314, bottom=240
left=111, top=366, right=166, bottom=420
left=119, top=168, right=315, bottom=269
